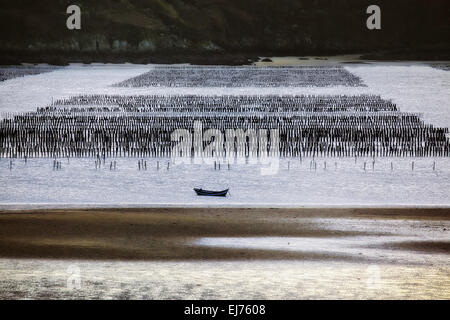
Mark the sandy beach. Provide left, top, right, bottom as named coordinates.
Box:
left=0, top=207, right=448, bottom=261
left=0, top=207, right=448, bottom=299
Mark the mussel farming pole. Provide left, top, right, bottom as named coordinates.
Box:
left=2, top=94, right=450, bottom=160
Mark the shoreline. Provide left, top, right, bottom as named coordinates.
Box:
left=1, top=53, right=449, bottom=67
left=2, top=204, right=450, bottom=211
left=2, top=207, right=450, bottom=219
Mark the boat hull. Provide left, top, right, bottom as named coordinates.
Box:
left=194, top=188, right=229, bottom=197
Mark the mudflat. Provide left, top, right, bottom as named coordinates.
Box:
left=0, top=207, right=448, bottom=261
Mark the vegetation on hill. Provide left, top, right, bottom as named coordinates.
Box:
left=1, top=0, right=449, bottom=64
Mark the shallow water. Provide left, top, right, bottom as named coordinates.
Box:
left=1, top=63, right=449, bottom=128
left=194, top=217, right=450, bottom=266
left=1, top=157, right=450, bottom=208
left=0, top=62, right=449, bottom=208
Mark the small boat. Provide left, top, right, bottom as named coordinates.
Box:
left=194, top=188, right=229, bottom=197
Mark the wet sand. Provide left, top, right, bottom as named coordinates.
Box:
left=0, top=207, right=448, bottom=261
left=0, top=207, right=449, bottom=299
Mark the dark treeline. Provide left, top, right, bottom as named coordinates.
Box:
left=0, top=0, right=449, bottom=64
left=1, top=94, right=449, bottom=159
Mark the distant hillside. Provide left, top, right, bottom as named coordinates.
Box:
left=1, top=0, right=449, bottom=64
